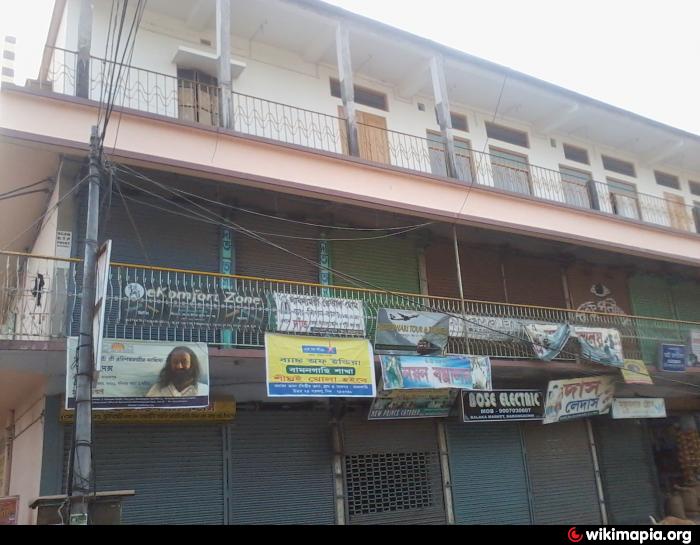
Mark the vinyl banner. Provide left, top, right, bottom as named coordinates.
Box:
left=375, top=308, right=449, bottom=353
left=269, top=293, right=366, bottom=336
left=575, top=327, right=625, bottom=367
left=448, top=315, right=521, bottom=342
left=524, top=323, right=572, bottom=361
left=380, top=354, right=492, bottom=390
left=621, top=359, right=653, bottom=385
left=368, top=387, right=457, bottom=420
left=462, top=390, right=544, bottom=422
left=66, top=338, right=210, bottom=410
left=612, top=398, right=666, bottom=419
left=0, top=496, right=19, bottom=525
left=265, top=333, right=376, bottom=397
left=543, top=375, right=615, bottom=424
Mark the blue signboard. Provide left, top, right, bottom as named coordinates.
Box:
left=659, top=343, right=687, bottom=372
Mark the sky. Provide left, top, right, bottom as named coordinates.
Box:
left=1, top=0, right=699, bottom=134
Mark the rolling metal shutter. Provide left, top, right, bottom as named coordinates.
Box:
left=594, top=418, right=661, bottom=524
left=331, top=237, right=421, bottom=294
left=459, top=245, right=506, bottom=302
left=565, top=263, right=632, bottom=315
left=341, top=412, right=446, bottom=525
left=522, top=420, right=602, bottom=525
left=446, top=422, right=532, bottom=524
left=629, top=274, right=678, bottom=364
left=504, top=254, right=567, bottom=308
left=63, top=424, right=225, bottom=524
left=424, top=238, right=460, bottom=298
left=227, top=411, right=336, bottom=525
left=670, top=281, right=700, bottom=322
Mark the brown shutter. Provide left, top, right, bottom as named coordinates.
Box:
left=424, top=238, right=460, bottom=298
left=178, top=80, right=196, bottom=122
left=503, top=253, right=566, bottom=308
left=459, top=245, right=507, bottom=302
left=566, top=263, right=632, bottom=315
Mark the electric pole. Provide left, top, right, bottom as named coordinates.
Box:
left=69, top=125, right=101, bottom=524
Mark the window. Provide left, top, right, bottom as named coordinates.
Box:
left=563, top=143, right=589, bottom=165
left=559, top=166, right=592, bottom=208
left=330, top=78, right=388, bottom=111
left=450, top=112, right=468, bottom=132
left=607, top=178, right=640, bottom=219
left=602, top=155, right=636, bottom=177
left=177, top=69, right=219, bottom=126
left=427, top=131, right=474, bottom=182
left=490, top=146, right=531, bottom=195
left=694, top=201, right=700, bottom=233
left=485, top=122, right=529, bottom=148
left=654, top=171, right=680, bottom=190
left=689, top=181, right=700, bottom=196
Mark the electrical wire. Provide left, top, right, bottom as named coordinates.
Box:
left=0, top=177, right=52, bottom=199
left=114, top=178, right=151, bottom=263
left=0, top=189, right=51, bottom=202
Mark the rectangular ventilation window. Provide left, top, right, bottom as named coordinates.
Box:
left=344, top=451, right=436, bottom=516
left=563, top=143, right=589, bottom=165
left=602, top=155, right=636, bottom=177
left=330, top=78, right=388, bottom=111
left=485, top=122, right=529, bottom=148
left=655, top=171, right=680, bottom=190
left=690, top=181, right=700, bottom=196
left=450, top=112, right=468, bottom=132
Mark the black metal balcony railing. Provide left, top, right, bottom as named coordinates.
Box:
left=2, top=251, right=699, bottom=370
left=33, top=46, right=699, bottom=235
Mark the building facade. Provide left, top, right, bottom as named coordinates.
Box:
left=1, top=0, right=700, bottom=525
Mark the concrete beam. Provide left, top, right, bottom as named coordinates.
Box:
left=216, top=0, right=233, bottom=129
left=335, top=21, right=359, bottom=156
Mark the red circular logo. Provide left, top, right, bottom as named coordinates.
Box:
left=568, top=527, right=584, bottom=543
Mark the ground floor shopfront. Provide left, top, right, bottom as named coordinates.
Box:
left=37, top=396, right=662, bottom=525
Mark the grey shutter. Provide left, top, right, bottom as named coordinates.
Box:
left=594, top=418, right=661, bottom=524
left=63, top=424, right=225, bottom=524
left=227, top=411, right=336, bottom=525
left=341, top=412, right=446, bottom=525
left=522, top=420, right=603, bottom=525
left=446, top=422, right=532, bottom=524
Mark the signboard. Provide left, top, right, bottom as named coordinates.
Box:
left=575, top=327, right=624, bottom=367
left=375, top=308, right=449, bottom=353
left=524, top=323, right=571, bottom=361
left=61, top=399, right=235, bottom=424
left=621, top=359, right=653, bottom=385
left=659, top=343, right=687, bottom=372
left=449, top=315, right=521, bottom=342
left=380, top=354, right=492, bottom=390
left=120, top=277, right=266, bottom=330
left=265, top=333, right=376, bottom=397
left=56, top=230, right=72, bottom=259
left=689, top=330, right=700, bottom=366
left=66, top=338, right=210, bottom=409
left=461, top=390, right=544, bottom=422
left=543, top=376, right=615, bottom=424
left=368, top=387, right=457, bottom=419
left=269, top=293, right=365, bottom=336
left=92, top=240, right=112, bottom=376
left=612, top=398, right=666, bottom=419
left=0, top=496, right=19, bottom=525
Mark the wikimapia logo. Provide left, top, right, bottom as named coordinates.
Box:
left=567, top=526, right=693, bottom=544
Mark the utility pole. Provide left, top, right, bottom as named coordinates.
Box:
left=69, top=125, right=101, bottom=524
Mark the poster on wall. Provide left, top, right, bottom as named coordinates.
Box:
left=612, top=398, right=666, bottom=419
left=375, top=308, right=449, bottom=353
left=380, top=354, right=491, bottom=390
left=268, top=293, right=366, bottom=336
left=265, top=333, right=376, bottom=397
left=449, top=315, right=521, bottom=342
left=621, top=359, right=653, bottom=385
left=524, top=323, right=571, bottom=361
left=688, top=330, right=700, bottom=366
left=659, top=343, right=687, bottom=372
left=461, top=390, right=544, bottom=422
left=543, top=375, right=615, bottom=424
left=66, top=338, right=210, bottom=409
left=368, top=384, right=457, bottom=419
left=0, top=496, right=19, bottom=525
left=574, top=327, right=625, bottom=367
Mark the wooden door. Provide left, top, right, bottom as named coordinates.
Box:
left=664, top=192, right=692, bottom=231
left=338, top=107, right=390, bottom=164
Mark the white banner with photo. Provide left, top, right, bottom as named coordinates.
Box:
left=543, top=375, right=615, bottom=424
left=66, top=338, right=210, bottom=410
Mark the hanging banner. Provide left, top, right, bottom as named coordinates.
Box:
left=621, top=359, right=653, bottom=385
left=375, top=308, right=449, bottom=353
left=659, top=343, right=687, bottom=372
left=265, top=333, right=376, bottom=397
left=449, top=315, right=521, bottom=342
left=0, top=496, right=19, bottom=525
left=66, top=338, right=210, bottom=409
left=368, top=386, right=457, bottom=420
left=269, top=293, right=366, bottom=336
left=612, top=398, right=666, bottom=419
left=574, top=327, right=624, bottom=367
left=543, top=375, right=615, bottom=424
left=380, top=354, right=491, bottom=390
left=524, top=323, right=572, bottom=361
left=461, top=390, right=544, bottom=422
left=688, top=330, right=700, bottom=366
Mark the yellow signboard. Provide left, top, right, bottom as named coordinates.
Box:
left=60, top=399, right=236, bottom=424
left=621, top=359, right=653, bottom=385
left=265, top=333, right=376, bottom=397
